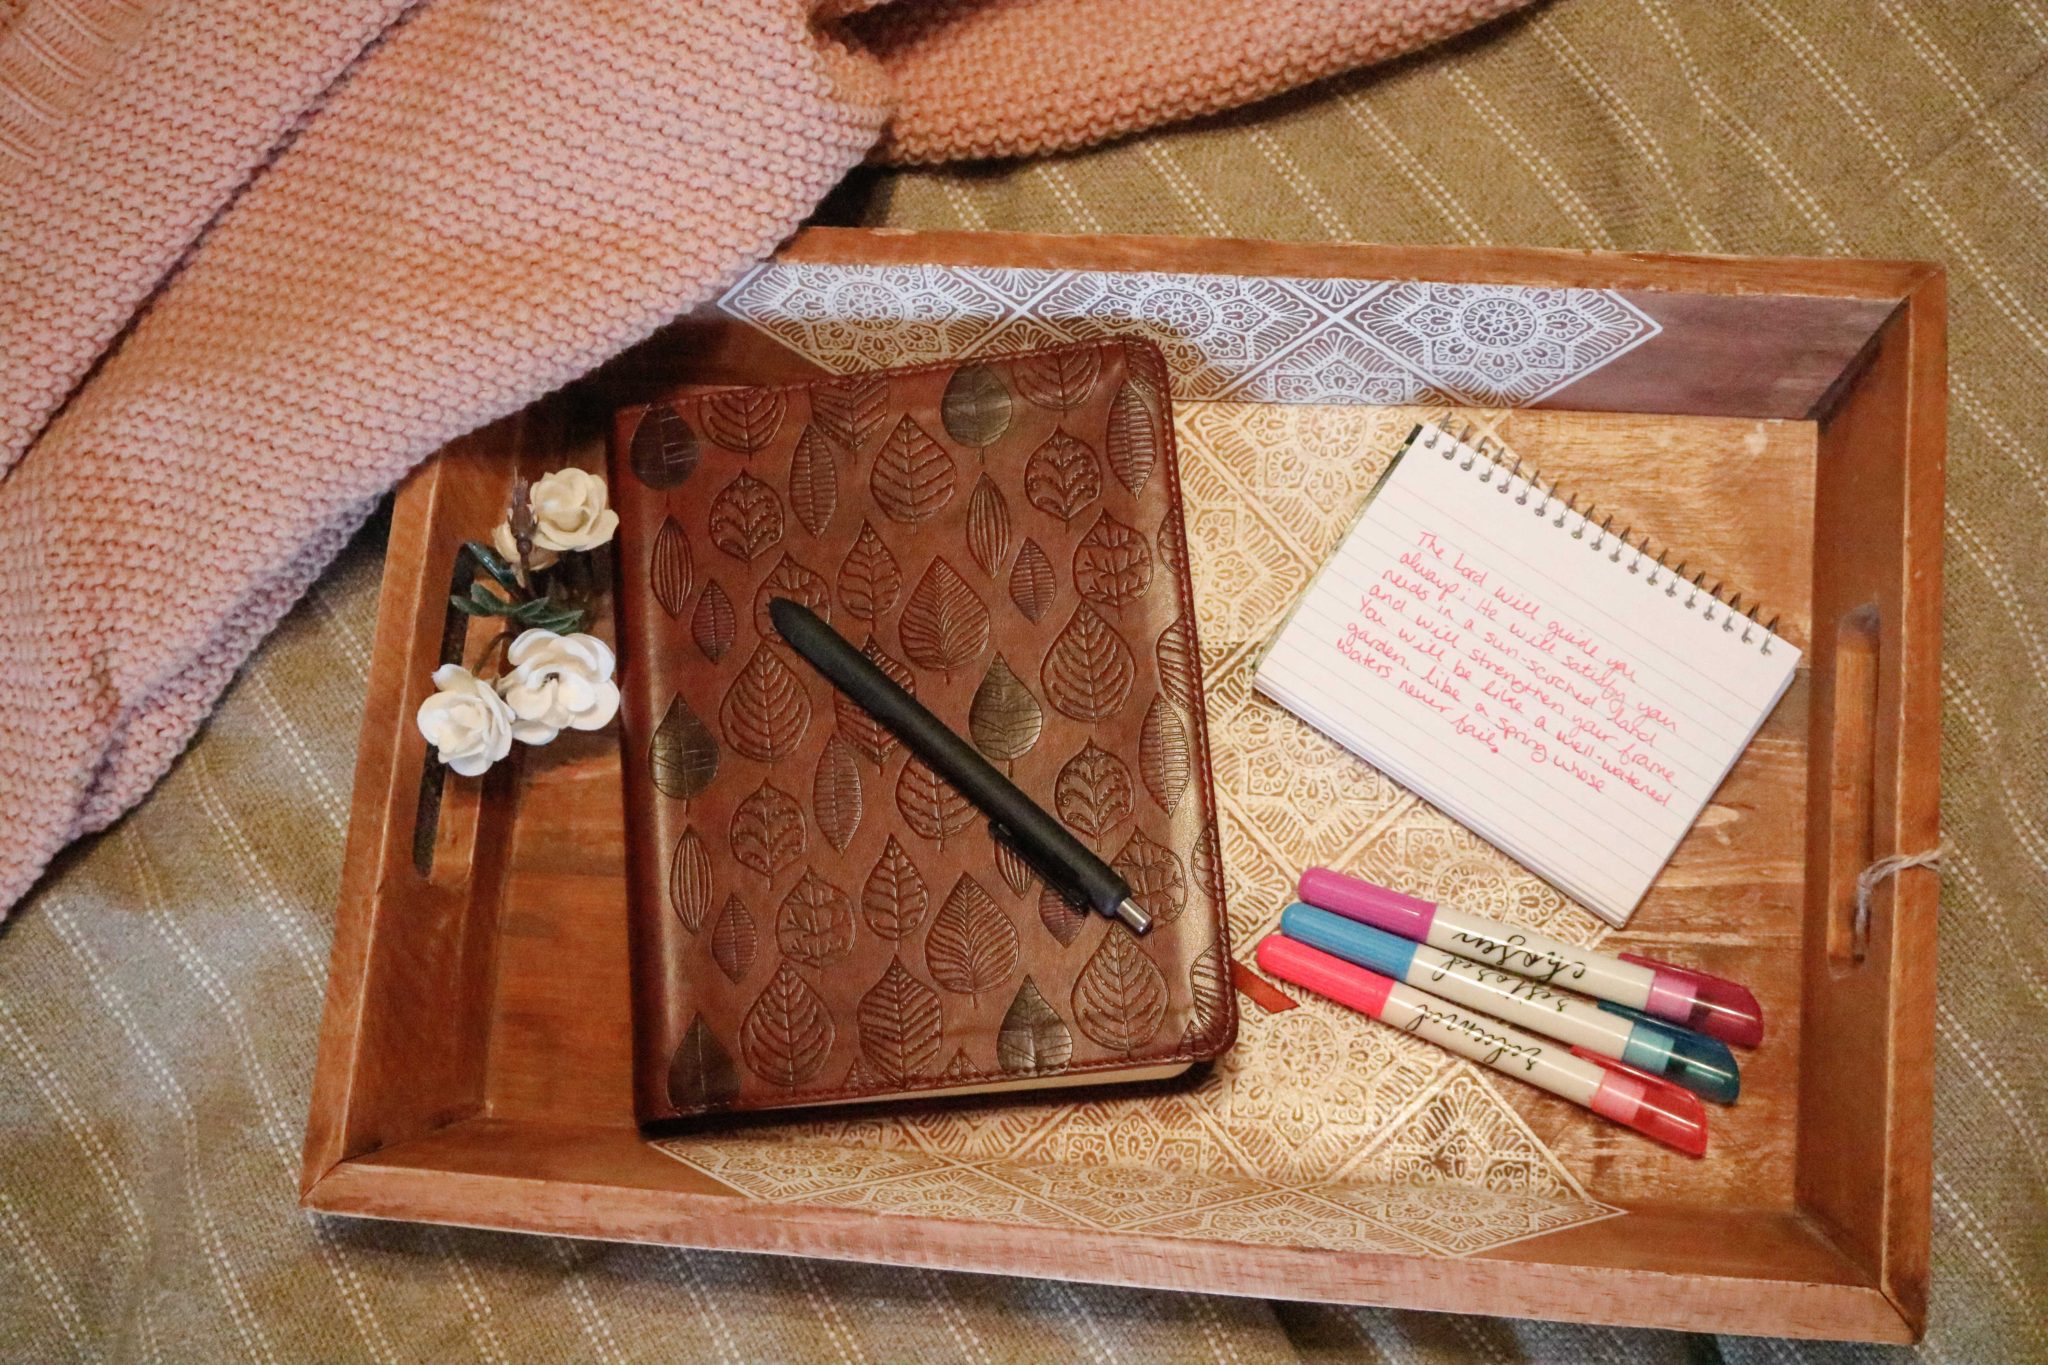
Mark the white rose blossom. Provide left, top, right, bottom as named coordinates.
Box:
left=416, top=665, right=515, bottom=776
left=491, top=468, right=618, bottom=572
left=495, top=629, right=620, bottom=745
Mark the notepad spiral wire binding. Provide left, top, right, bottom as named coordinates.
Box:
left=1420, top=419, right=1783, bottom=656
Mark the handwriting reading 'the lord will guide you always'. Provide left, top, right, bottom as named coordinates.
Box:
left=1254, top=426, right=1801, bottom=926
left=1344, top=527, right=1678, bottom=808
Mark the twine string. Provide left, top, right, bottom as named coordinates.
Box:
left=1852, top=842, right=1945, bottom=955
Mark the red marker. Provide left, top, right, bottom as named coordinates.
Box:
left=1297, top=867, right=1764, bottom=1048
left=1257, top=934, right=1708, bottom=1157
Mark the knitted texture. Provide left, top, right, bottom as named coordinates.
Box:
left=0, top=0, right=1517, bottom=915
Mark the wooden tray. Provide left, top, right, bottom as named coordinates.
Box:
left=300, top=231, right=1943, bottom=1343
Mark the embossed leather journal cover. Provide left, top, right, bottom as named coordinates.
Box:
left=609, top=338, right=1236, bottom=1123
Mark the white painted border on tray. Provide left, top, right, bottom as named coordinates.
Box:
left=717, top=264, right=1661, bottom=408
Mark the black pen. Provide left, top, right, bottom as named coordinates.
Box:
left=769, top=599, right=1153, bottom=935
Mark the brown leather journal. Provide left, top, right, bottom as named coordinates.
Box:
left=609, top=338, right=1235, bottom=1123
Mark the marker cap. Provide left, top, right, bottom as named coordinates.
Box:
left=1279, top=902, right=1419, bottom=979
left=1297, top=867, right=1436, bottom=940
left=1599, top=1001, right=1741, bottom=1104
left=1618, top=952, right=1765, bottom=1048
left=1254, top=934, right=1395, bottom=1017
left=1574, top=1049, right=1710, bottom=1157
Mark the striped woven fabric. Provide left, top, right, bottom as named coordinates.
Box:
left=3, top=0, right=2041, bottom=1359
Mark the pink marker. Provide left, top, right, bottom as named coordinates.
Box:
left=1297, top=867, right=1764, bottom=1048
left=1257, top=934, right=1708, bottom=1157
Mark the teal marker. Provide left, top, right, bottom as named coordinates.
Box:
left=1279, top=903, right=1739, bottom=1103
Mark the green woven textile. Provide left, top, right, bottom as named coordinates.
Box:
left=3, top=1, right=2041, bottom=1358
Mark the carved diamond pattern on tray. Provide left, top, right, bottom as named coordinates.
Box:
left=1201, top=640, right=1406, bottom=880
left=718, top=266, right=1659, bottom=406
left=1353, top=283, right=1660, bottom=407
left=717, top=264, right=1025, bottom=371
left=1196, top=994, right=1452, bottom=1185
left=651, top=380, right=1623, bottom=1257
left=1348, top=808, right=1608, bottom=953
left=800, top=1164, right=1097, bottom=1230
left=1323, top=1071, right=1621, bottom=1255
left=1228, top=325, right=1453, bottom=406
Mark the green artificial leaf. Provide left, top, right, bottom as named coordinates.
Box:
left=468, top=581, right=512, bottom=613
left=461, top=540, right=523, bottom=591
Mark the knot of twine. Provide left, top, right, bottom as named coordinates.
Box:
left=1852, top=841, right=1945, bottom=951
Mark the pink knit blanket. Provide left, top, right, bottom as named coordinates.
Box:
left=0, top=0, right=1519, bottom=915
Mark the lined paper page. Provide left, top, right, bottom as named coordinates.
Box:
left=1254, top=425, right=1801, bottom=925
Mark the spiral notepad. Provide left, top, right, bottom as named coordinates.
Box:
left=1255, top=422, right=1802, bottom=927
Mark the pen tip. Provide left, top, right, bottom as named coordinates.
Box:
left=1113, top=898, right=1153, bottom=936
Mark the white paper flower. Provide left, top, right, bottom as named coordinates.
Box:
left=491, top=521, right=559, bottom=572
left=491, top=468, right=618, bottom=572
left=496, top=629, right=620, bottom=744
left=416, top=665, right=515, bottom=776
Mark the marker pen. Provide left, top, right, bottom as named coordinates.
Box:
left=1297, top=867, right=1764, bottom=1048
left=1256, top=934, right=1708, bottom=1156
left=1279, top=903, right=1739, bottom=1102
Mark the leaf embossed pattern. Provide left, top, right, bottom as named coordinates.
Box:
left=837, top=636, right=913, bottom=764
left=924, top=874, right=1020, bottom=997
left=668, top=826, right=713, bottom=932
left=614, top=340, right=1228, bottom=1116
left=1008, top=539, right=1056, bottom=623
left=941, top=364, right=1013, bottom=448
left=1155, top=611, right=1198, bottom=716
left=751, top=553, right=829, bottom=638
left=668, top=1014, right=739, bottom=1109
left=992, top=835, right=1036, bottom=897
left=812, top=732, right=862, bottom=852
left=650, top=516, right=694, bottom=617
left=968, top=654, right=1042, bottom=763
left=1072, top=927, right=1167, bottom=1055
left=787, top=423, right=838, bottom=535
left=711, top=894, right=758, bottom=983
left=1073, top=511, right=1152, bottom=609
left=1113, top=828, right=1187, bottom=924
left=629, top=402, right=698, bottom=490
left=871, top=414, right=956, bottom=524
left=1016, top=346, right=1101, bottom=410
left=965, top=474, right=1012, bottom=577
left=1023, top=429, right=1101, bottom=524
left=1183, top=934, right=1229, bottom=1049
left=720, top=644, right=811, bottom=762
left=896, top=756, right=973, bottom=846
left=811, top=375, right=886, bottom=454
left=649, top=695, right=718, bottom=801
left=861, top=836, right=929, bottom=940
left=1123, top=336, right=1171, bottom=405
left=899, top=558, right=989, bottom=676
left=1041, top=603, right=1135, bottom=722
left=1038, top=883, right=1089, bottom=947
left=709, top=471, right=783, bottom=562
left=1103, top=380, right=1158, bottom=494
left=1138, top=695, right=1191, bottom=815
left=997, top=977, right=1072, bottom=1076
left=700, top=387, right=787, bottom=454
left=740, top=962, right=834, bottom=1088
left=1054, top=741, right=1133, bottom=838
left=691, top=579, right=736, bottom=662
left=836, top=521, right=901, bottom=622
left=777, top=868, right=856, bottom=969
left=730, top=781, right=805, bottom=881
left=1155, top=507, right=1188, bottom=582
left=856, top=957, right=943, bottom=1085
